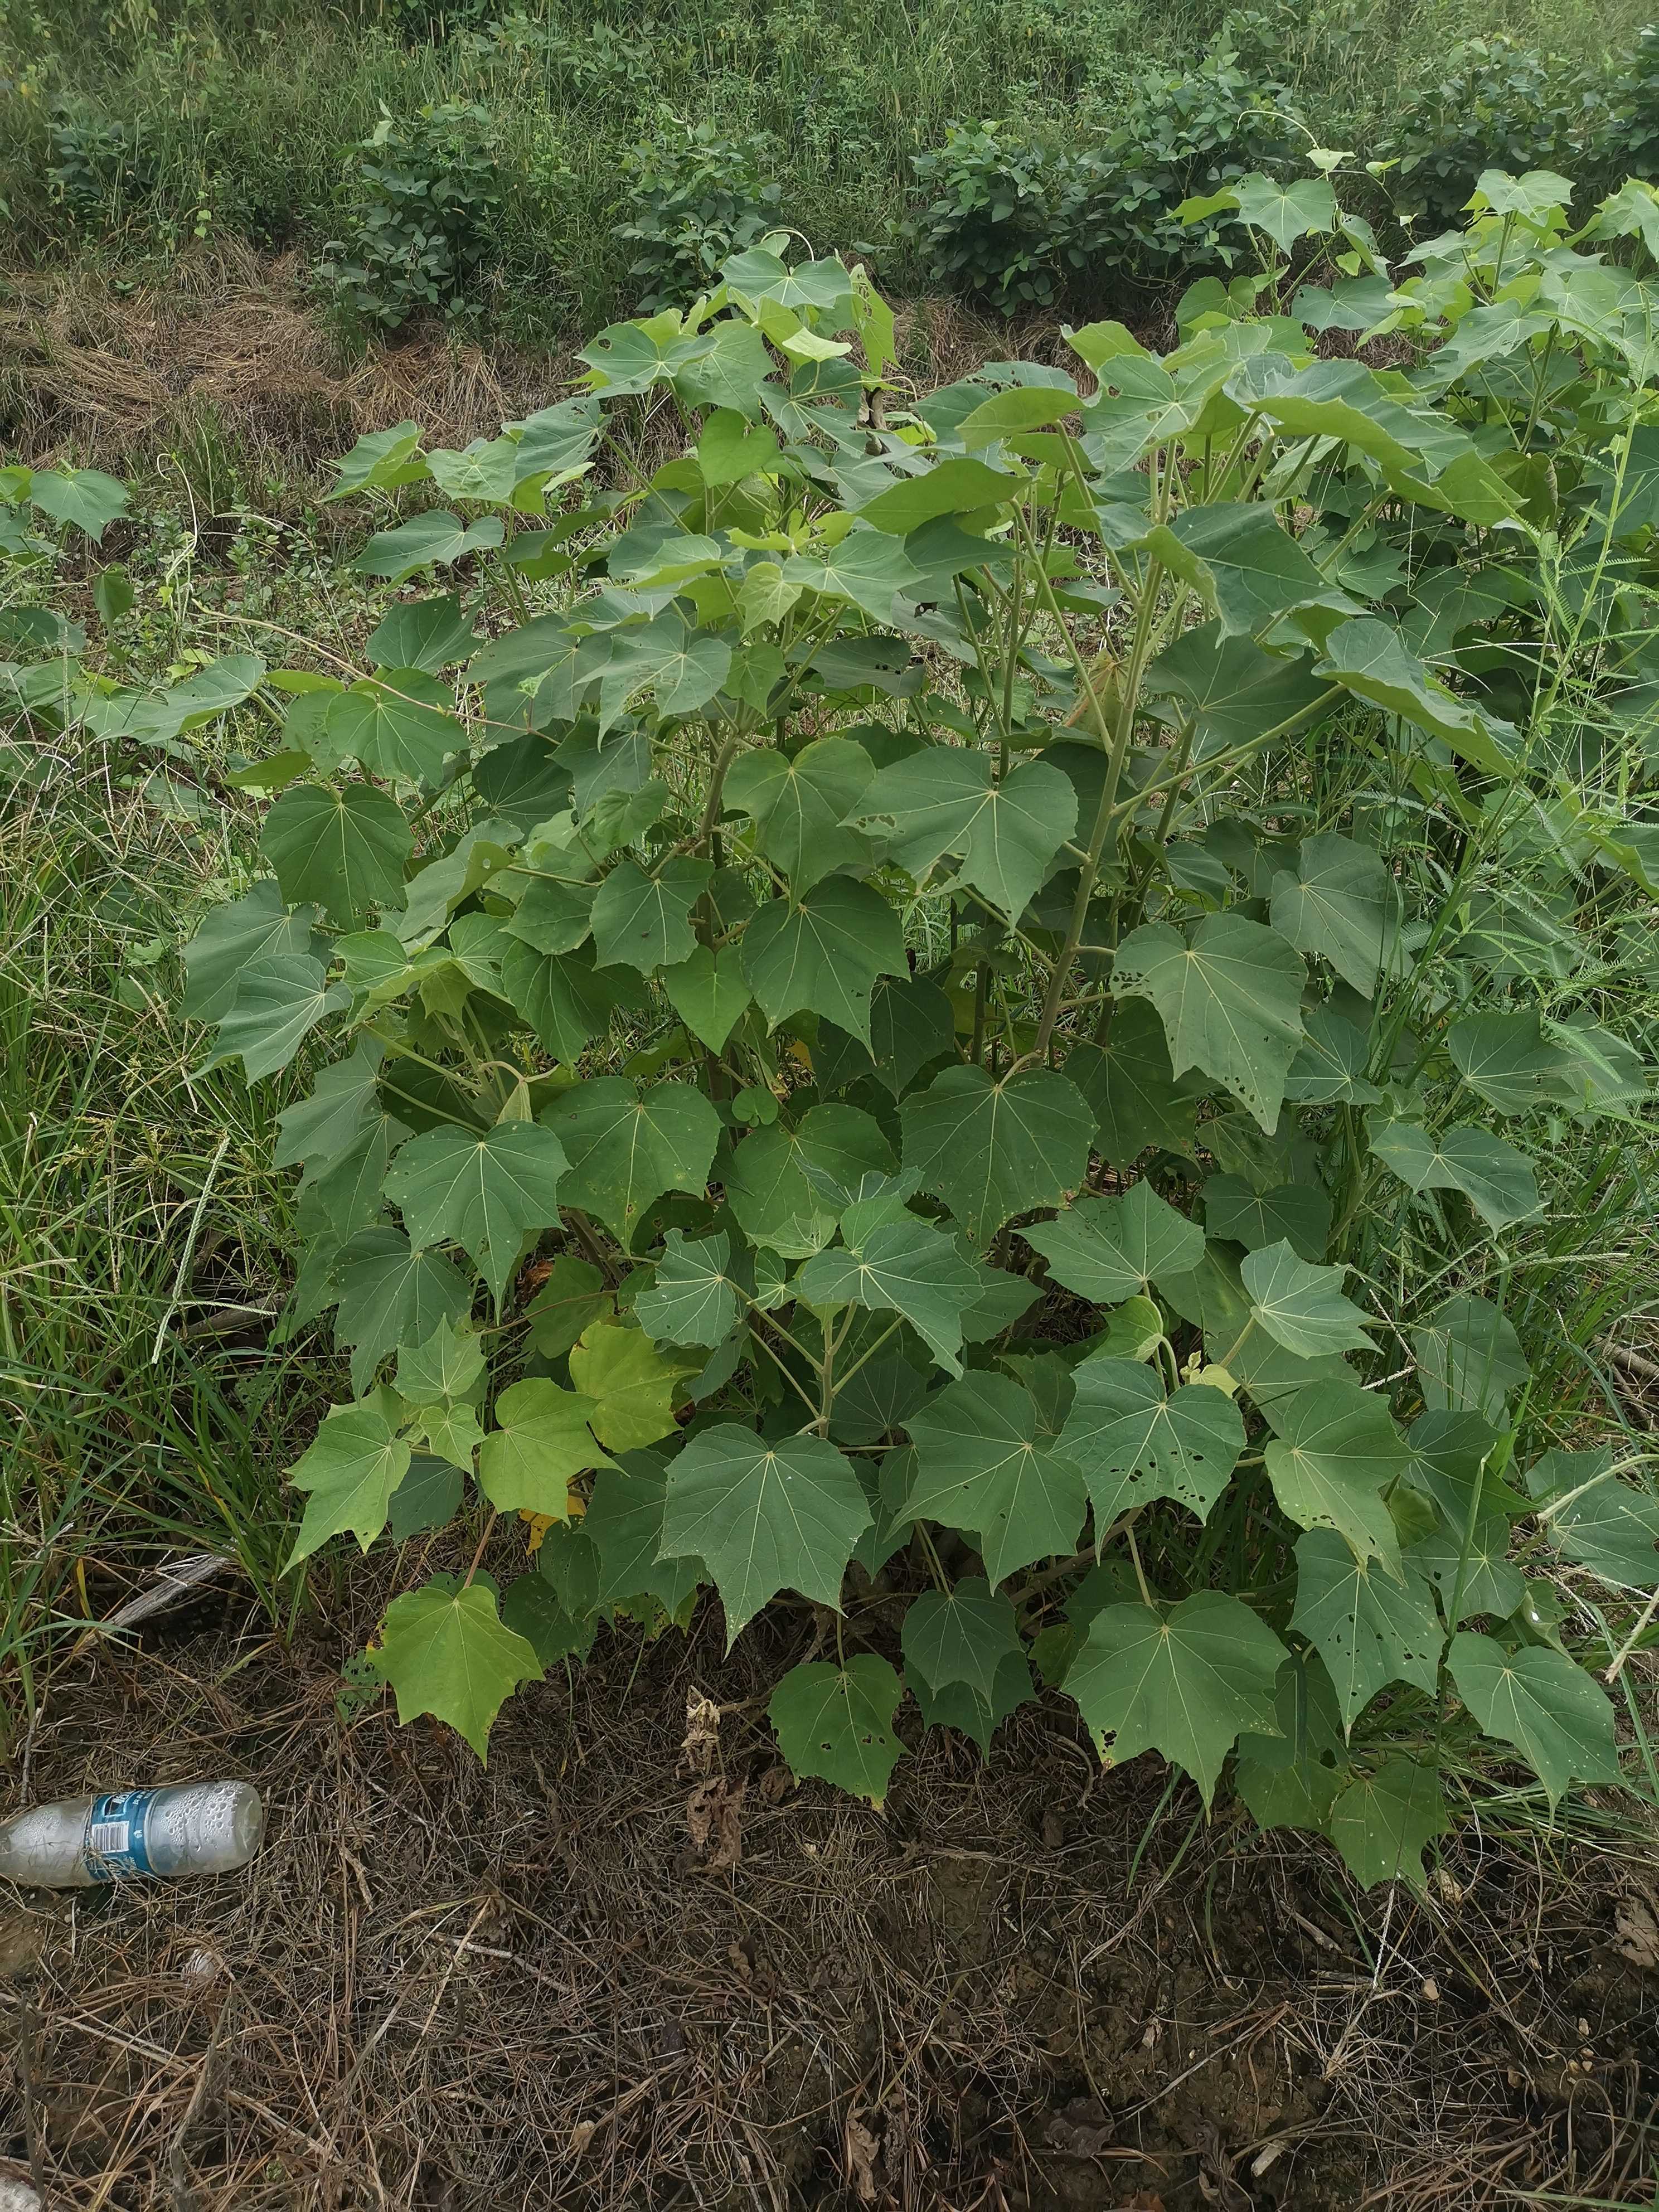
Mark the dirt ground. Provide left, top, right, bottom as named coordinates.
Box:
left=2, top=1568, right=1656, bottom=2212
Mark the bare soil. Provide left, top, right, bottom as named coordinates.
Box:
left=2, top=1576, right=1656, bottom=2212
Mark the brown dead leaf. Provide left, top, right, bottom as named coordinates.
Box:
left=1614, top=1896, right=1659, bottom=1969
left=844, top=2108, right=882, bottom=2204
left=685, top=1776, right=746, bottom=1872
left=679, top=1687, right=721, bottom=1777
left=758, top=1763, right=792, bottom=1804
left=569, top=2120, right=596, bottom=2159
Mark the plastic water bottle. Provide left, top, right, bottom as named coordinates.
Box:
left=0, top=1782, right=264, bottom=1889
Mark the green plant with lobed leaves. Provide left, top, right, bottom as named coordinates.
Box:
left=16, top=170, right=1659, bottom=1891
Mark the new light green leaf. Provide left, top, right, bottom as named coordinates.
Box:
left=1370, top=1119, right=1541, bottom=1230
left=741, top=877, right=908, bottom=1047
left=1291, top=1529, right=1442, bottom=1730
left=568, top=1317, right=691, bottom=1451
left=659, top=1423, right=872, bottom=1643
left=635, top=1229, right=742, bottom=1348
left=260, top=781, right=414, bottom=926
left=1066, top=1591, right=1287, bottom=1806
left=382, top=1122, right=569, bottom=1307
left=901, top=1064, right=1094, bottom=1248
left=395, top=1317, right=486, bottom=1408
left=906, top=1371, right=1087, bottom=1586
left=476, top=1376, right=615, bottom=1514
left=1263, top=1380, right=1409, bottom=1569
left=541, top=1076, right=720, bottom=1251
left=1243, top=1240, right=1375, bottom=1359
left=1269, top=833, right=1397, bottom=995
left=1023, top=1180, right=1204, bottom=1304
left=1059, top=1356, right=1244, bottom=1527
left=287, top=1394, right=412, bottom=1566
left=1229, top=173, right=1337, bottom=250
left=1326, top=1757, right=1450, bottom=1890
left=857, top=751, right=1078, bottom=920
left=768, top=1653, right=906, bottom=1806
left=371, top=1573, right=543, bottom=1762
left=795, top=1214, right=982, bottom=1375
left=1112, top=913, right=1307, bottom=1134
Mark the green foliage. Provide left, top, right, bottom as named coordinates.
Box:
left=614, top=125, right=784, bottom=313
left=26, top=171, right=1650, bottom=1882
left=318, top=101, right=501, bottom=331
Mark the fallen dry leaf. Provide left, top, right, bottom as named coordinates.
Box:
left=685, top=1776, right=746, bottom=1872
left=679, top=1687, right=721, bottom=1777
left=1614, top=1896, right=1659, bottom=1969
left=844, top=2107, right=881, bottom=2204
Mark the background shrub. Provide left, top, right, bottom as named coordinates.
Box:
left=1381, top=38, right=1606, bottom=229
left=318, top=99, right=501, bottom=331
left=614, top=123, right=783, bottom=311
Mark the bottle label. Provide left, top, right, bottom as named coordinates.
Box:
left=83, top=1791, right=159, bottom=1882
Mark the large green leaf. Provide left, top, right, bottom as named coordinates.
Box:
left=741, top=877, right=908, bottom=1046
left=901, top=1577, right=1025, bottom=1702
left=857, top=454, right=1025, bottom=532
left=1023, top=1180, right=1203, bottom=1303
left=781, top=527, right=920, bottom=622
left=1112, top=913, right=1306, bottom=1134
left=1445, top=1010, right=1584, bottom=1114
left=215, top=955, right=351, bottom=1083
left=796, top=1214, right=982, bottom=1375
left=1291, top=1529, right=1442, bottom=1730
left=589, top=857, right=712, bottom=973
left=183, top=880, right=318, bottom=1025
left=353, top=510, right=505, bottom=580
left=1263, top=1380, right=1409, bottom=1569
left=286, top=1394, right=411, bottom=1565
left=1144, top=622, right=1331, bottom=764
left=476, top=1377, right=614, bottom=1514
left=584, top=1450, right=708, bottom=1612
left=334, top=1228, right=474, bottom=1394
left=1411, top=1293, right=1529, bottom=1421
left=1269, top=833, right=1397, bottom=996
left=1227, top=173, right=1337, bottom=250
left=768, top=1654, right=906, bottom=1806
left=1203, top=1175, right=1331, bottom=1261
left=1063, top=1001, right=1197, bottom=1166
left=260, top=782, right=414, bottom=926
left=635, top=1229, right=743, bottom=1348
left=323, top=672, right=464, bottom=789
left=726, top=1102, right=895, bottom=1258
left=659, top=1423, right=871, bottom=1642
left=382, top=1122, right=569, bottom=1307
left=912, top=1649, right=1034, bottom=1753
left=905, top=1371, right=1087, bottom=1585
left=1369, top=1119, right=1541, bottom=1230
left=1058, top=1357, right=1244, bottom=1527
left=1326, top=1757, right=1450, bottom=1890
left=1234, top=1651, right=1345, bottom=1831
left=499, top=941, right=639, bottom=1064
left=1243, top=1241, right=1375, bottom=1359
left=1448, top=1633, right=1621, bottom=1804
left=1409, top=1515, right=1525, bottom=1623
left=857, top=751, right=1078, bottom=920
left=1143, top=503, right=1359, bottom=639
left=725, top=735, right=874, bottom=891
left=1066, top=1591, right=1286, bottom=1806
left=541, top=1077, right=720, bottom=1251
left=661, top=943, right=752, bottom=1051
left=900, top=1064, right=1094, bottom=1246
left=371, top=1572, right=543, bottom=1762
left=1526, top=1449, right=1659, bottom=1590
left=1316, top=619, right=1515, bottom=774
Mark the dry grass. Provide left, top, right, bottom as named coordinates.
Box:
left=1, top=1566, right=1656, bottom=2212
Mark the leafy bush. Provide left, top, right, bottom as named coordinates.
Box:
left=318, top=101, right=501, bottom=332
left=614, top=124, right=783, bottom=311
left=46, top=105, right=149, bottom=225
left=1382, top=38, right=1605, bottom=230
left=1602, top=25, right=1659, bottom=186
left=21, top=171, right=1659, bottom=1888
left=911, top=26, right=1304, bottom=312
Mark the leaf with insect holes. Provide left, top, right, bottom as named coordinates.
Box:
left=382, top=1122, right=569, bottom=1308
left=261, top=782, right=414, bottom=926
left=902, top=1578, right=1026, bottom=1704
left=741, top=877, right=908, bottom=1048
left=1270, top=833, right=1398, bottom=995
left=1058, top=1357, right=1244, bottom=1529
left=1063, top=1001, right=1199, bottom=1167
left=1370, top=1118, right=1541, bottom=1231
left=1023, top=1180, right=1204, bottom=1305
left=1448, top=1633, right=1622, bottom=1805
left=476, top=1377, right=615, bottom=1515
left=901, top=1065, right=1094, bottom=1248
left=371, top=1573, right=542, bottom=1762
left=1112, top=913, right=1306, bottom=1134
left=659, top=1423, right=871, bottom=1643
left=542, top=1078, right=720, bottom=1252
left=795, top=1215, right=982, bottom=1376
left=1243, top=1241, right=1375, bottom=1359
left=906, top=1371, right=1088, bottom=1587
left=1291, top=1529, right=1442, bottom=1730
left=768, top=1654, right=906, bottom=1804
left=1326, top=1757, right=1449, bottom=1890
left=286, top=1393, right=411, bottom=1566
left=857, top=751, right=1078, bottom=921
left=1263, top=1380, right=1409, bottom=1570
left=1066, top=1592, right=1287, bottom=1806
left=635, top=1229, right=743, bottom=1349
